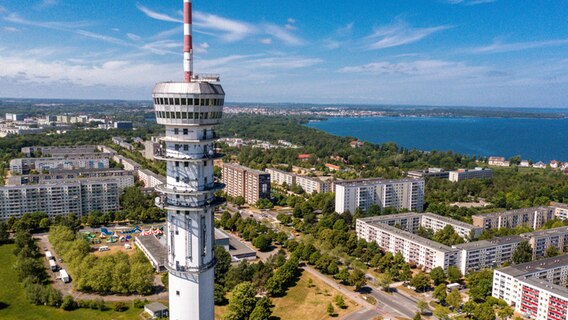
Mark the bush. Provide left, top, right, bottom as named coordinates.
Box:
left=61, top=295, right=77, bottom=311
left=114, top=301, right=128, bottom=312
left=133, top=298, right=149, bottom=309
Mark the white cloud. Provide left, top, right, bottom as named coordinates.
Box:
left=259, top=38, right=272, bottom=45
left=3, top=26, right=20, bottom=32
left=263, top=24, right=303, bottom=46
left=126, top=33, right=142, bottom=42
left=447, top=0, right=497, bottom=5
left=471, top=39, right=568, bottom=53
left=136, top=4, right=183, bottom=23
left=324, top=39, right=341, bottom=50
left=366, top=21, right=451, bottom=50
left=5, top=13, right=91, bottom=31
left=193, top=11, right=256, bottom=42
left=195, top=42, right=210, bottom=53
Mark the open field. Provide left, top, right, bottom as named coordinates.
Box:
left=0, top=244, right=142, bottom=320
left=215, top=271, right=359, bottom=320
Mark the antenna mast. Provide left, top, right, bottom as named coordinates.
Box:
left=183, top=0, right=193, bottom=82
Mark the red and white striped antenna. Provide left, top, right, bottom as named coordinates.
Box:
left=183, top=0, right=193, bottom=82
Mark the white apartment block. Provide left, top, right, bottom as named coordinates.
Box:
left=266, top=168, right=296, bottom=186
left=472, top=207, right=557, bottom=230
left=112, top=155, right=141, bottom=171
left=448, top=167, right=493, bottom=182
left=493, top=255, right=568, bottom=320
left=296, top=175, right=330, bottom=194
left=454, top=236, right=523, bottom=275
left=523, top=227, right=568, bottom=260
left=335, top=178, right=424, bottom=214
left=357, top=218, right=460, bottom=270
left=0, top=179, right=121, bottom=220
left=21, top=145, right=99, bottom=157
left=138, top=169, right=167, bottom=189
left=10, top=156, right=110, bottom=175
left=6, top=169, right=135, bottom=191
left=551, top=202, right=568, bottom=220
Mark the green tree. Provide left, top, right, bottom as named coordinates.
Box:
left=417, top=300, right=429, bottom=315
left=433, top=305, right=451, bottom=320
left=433, top=284, right=447, bottom=303
left=326, top=302, right=335, bottom=316
left=334, top=295, right=346, bottom=309
left=336, top=268, right=350, bottom=284
left=497, top=305, right=514, bottom=320
left=253, top=234, right=272, bottom=252
left=447, top=266, right=463, bottom=283
left=224, top=282, right=257, bottom=320
left=349, top=269, right=367, bottom=291
left=214, top=284, right=226, bottom=305
left=215, top=246, right=232, bottom=285
left=400, top=263, right=412, bottom=282
left=413, top=312, right=422, bottom=320
left=0, top=222, right=9, bottom=244
left=234, top=196, right=245, bottom=207
left=545, top=245, right=560, bottom=258
left=512, top=241, right=533, bottom=264
left=446, top=289, right=463, bottom=310
left=410, top=272, right=431, bottom=292
left=249, top=297, right=273, bottom=320
left=376, top=273, right=393, bottom=292
left=473, top=302, right=496, bottom=320
left=430, top=266, right=446, bottom=286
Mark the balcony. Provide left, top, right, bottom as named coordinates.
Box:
left=160, top=197, right=225, bottom=211
left=154, top=149, right=224, bottom=162
left=155, top=182, right=225, bottom=195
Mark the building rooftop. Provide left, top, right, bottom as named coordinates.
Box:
left=367, top=222, right=458, bottom=253
left=495, top=254, right=568, bottom=278
left=223, top=163, right=267, bottom=176
left=422, top=212, right=479, bottom=230
left=454, top=235, right=523, bottom=250
left=472, top=206, right=551, bottom=220
left=335, top=177, right=422, bottom=187
left=145, top=302, right=168, bottom=313
left=360, top=212, right=478, bottom=231
left=522, top=277, right=568, bottom=298
left=522, top=226, right=568, bottom=238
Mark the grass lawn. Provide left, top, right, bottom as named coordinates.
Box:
left=0, top=244, right=142, bottom=320
left=215, top=271, right=359, bottom=320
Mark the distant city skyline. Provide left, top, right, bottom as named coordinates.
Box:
left=1, top=0, right=568, bottom=107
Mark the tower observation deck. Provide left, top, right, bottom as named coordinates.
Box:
left=151, top=1, right=224, bottom=319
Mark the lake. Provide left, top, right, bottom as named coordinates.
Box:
left=306, top=116, right=568, bottom=163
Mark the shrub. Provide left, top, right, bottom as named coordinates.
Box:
left=114, top=301, right=128, bottom=312
left=61, top=296, right=77, bottom=311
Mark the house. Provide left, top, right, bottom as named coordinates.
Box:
left=325, top=163, right=341, bottom=171
left=550, top=160, right=559, bottom=169
left=350, top=140, right=364, bottom=148
left=488, top=156, right=510, bottom=167
left=533, top=161, right=547, bottom=169
left=519, top=160, right=530, bottom=167
left=144, top=302, right=169, bottom=319
left=297, top=154, right=311, bottom=161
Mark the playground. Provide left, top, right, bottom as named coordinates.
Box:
left=82, top=225, right=164, bottom=256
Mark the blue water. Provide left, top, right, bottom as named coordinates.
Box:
left=307, top=117, right=568, bottom=162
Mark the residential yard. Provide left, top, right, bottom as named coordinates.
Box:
left=0, top=244, right=142, bottom=320
left=215, top=271, right=359, bottom=320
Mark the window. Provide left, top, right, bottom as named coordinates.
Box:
left=181, top=112, right=187, bottom=119
left=203, top=161, right=207, bottom=167
left=169, top=98, right=174, bottom=105
left=201, top=99, right=206, bottom=106
left=195, top=98, right=200, bottom=106
left=183, top=144, right=189, bottom=151
left=176, top=291, right=180, bottom=296
left=183, top=128, right=188, bottom=135
left=175, top=144, right=180, bottom=150
left=188, top=98, right=193, bottom=105
left=164, top=98, right=169, bottom=105
left=184, top=162, right=189, bottom=167
left=181, top=98, right=187, bottom=105
left=166, top=111, right=171, bottom=118
left=176, top=176, right=180, bottom=182
left=175, top=161, right=179, bottom=167
left=176, top=112, right=181, bottom=119
left=205, top=99, right=209, bottom=106
left=174, top=128, right=179, bottom=135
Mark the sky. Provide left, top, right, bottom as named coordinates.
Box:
left=1, top=0, right=568, bottom=107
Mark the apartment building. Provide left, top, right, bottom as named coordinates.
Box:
left=10, top=156, right=110, bottom=174
left=335, top=178, right=425, bottom=214
left=493, top=255, right=568, bottom=320
left=296, top=175, right=331, bottom=194
left=551, top=202, right=568, bottom=220
left=266, top=168, right=296, bottom=186
left=143, top=138, right=161, bottom=160
left=112, top=137, right=134, bottom=150
left=357, top=218, right=460, bottom=270
left=138, top=169, right=167, bottom=189
left=6, top=169, right=135, bottom=191
left=112, top=155, right=141, bottom=171
left=0, top=179, right=121, bottom=220
left=21, top=145, right=99, bottom=157
left=448, top=167, right=493, bottom=182
left=407, top=168, right=450, bottom=179
left=222, top=163, right=270, bottom=205
left=522, top=227, right=568, bottom=259
left=488, top=156, right=510, bottom=167
left=454, top=236, right=523, bottom=274
left=472, top=207, right=556, bottom=230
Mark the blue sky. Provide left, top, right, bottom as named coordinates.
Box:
left=1, top=0, right=568, bottom=107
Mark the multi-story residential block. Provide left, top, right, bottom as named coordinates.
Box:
left=296, top=175, right=331, bottom=194
left=448, top=167, right=493, bottom=182
left=222, top=163, right=270, bottom=205
left=357, top=218, right=460, bottom=270
left=112, top=137, right=134, bottom=150
left=137, top=169, right=166, bottom=189
left=407, top=168, right=450, bottom=179
left=493, top=255, right=568, bottom=320
left=10, top=156, right=110, bottom=174
left=21, top=145, right=99, bottom=157
left=454, top=236, right=523, bottom=274
left=472, top=207, right=556, bottom=230
left=6, top=169, right=135, bottom=191
left=551, top=202, right=568, bottom=220
left=112, top=155, right=141, bottom=171
left=5, top=113, right=24, bottom=121
left=335, top=178, right=424, bottom=214
left=522, top=227, right=568, bottom=259
left=143, top=137, right=161, bottom=160
left=266, top=168, right=296, bottom=186
left=0, top=179, right=121, bottom=220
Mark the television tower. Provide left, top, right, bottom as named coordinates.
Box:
left=152, top=0, right=225, bottom=319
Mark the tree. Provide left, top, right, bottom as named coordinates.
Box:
left=215, top=246, right=232, bottom=285
left=349, top=269, right=367, bottom=291
left=433, top=284, right=447, bottom=303
left=446, top=289, right=463, bottom=310
left=253, top=234, right=272, bottom=252
left=497, top=305, right=514, bottom=320
left=61, top=295, right=77, bottom=311
left=224, top=282, right=257, bottom=320
left=214, top=284, right=226, bottom=305
left=334, top=295, right=346, bottom=309
left=120, top=186, right=146, bottom=211
left=467, top=270, right=494, bottom=303
left=410, top=272, right=431, bottom=292
left=433, top=305, right=451, bottom=320
left=336, top=268, right=350, bottom=284
left=447, top=266, right=463, bottom=283
left=400, top=263, right=412, bottom=282
left=430, top=266, right=446, bottom=286
left=512, top=241, right=533, bottom=264
left=473, top=302, right=496, bottom=320
left=326, top=302, right=335, bottom=316
left=376, top=273, right=393, bottom=292
left=234, top=196, right=245, bottom=207
left=433, top=225, right=465, bottom=246
left=249, top=297, right=273, bottom=320
left=0, top=222, right=9, bottom=244
left=545, top=245, right=560, bottom=258
left=413, top=312, right=422, bottom=320
left=417, top=300, right=429, bottom=315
